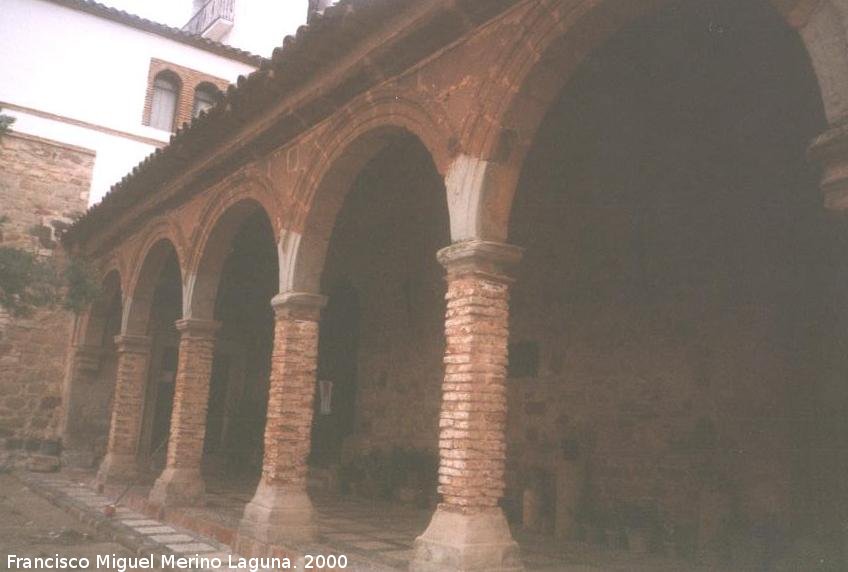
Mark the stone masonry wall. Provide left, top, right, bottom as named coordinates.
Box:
left=0, top=131, right=93, bottom=445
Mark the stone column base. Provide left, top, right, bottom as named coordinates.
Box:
left=237, top=482, right=316, bottom=546
left=410, top=507, right=524, bottom=571
left=95, top=453, right=138, bottom=486
left=149, top=467, right=204, bottom=506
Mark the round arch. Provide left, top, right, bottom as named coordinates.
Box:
left=125, top=219, right=187, bottom=297
left=79, top=269, right=123, bottom=349
left=284, top=94, right=455, bottom=294
left=98, top=254, right=128, bottom=301
left=186, top=173, right=284, bottom=266
left=184, top=197, right=277, bottom=320
left=124, top=238, right=182, bottom=335
left=460, top=0, right=838, bottom=242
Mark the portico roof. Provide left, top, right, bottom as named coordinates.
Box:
left=62, top=0, right=514, bottom=252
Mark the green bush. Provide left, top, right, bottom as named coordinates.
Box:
left=63, top=257, right=101, bottom=313
left=0, top=215, right=100, bottom=317
left=0, top=108, right=14, bottom=135
left=0, top=246, right=58, bottom=316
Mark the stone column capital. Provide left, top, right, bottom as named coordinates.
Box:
left=809, top=121, right=848, bottom=161
left=113, top=334, right=152, bottom=354
left=174, top=318, right=221, bottom=338
left=437, top=240, right=523, bottom=282
left=809, top=122, right=848, bottom=211
left=271, top=291, right=327, bottom=321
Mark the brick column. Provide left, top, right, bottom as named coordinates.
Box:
left=237, top=292, right=326, bottom=549
left=412, top=240, right=524, bottom=572
left=149, top=318, right=220, bottom=507
left=95, top=335, right=152, bottom=486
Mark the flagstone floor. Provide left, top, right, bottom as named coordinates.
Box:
left=25, top=470, right=736, bottom=571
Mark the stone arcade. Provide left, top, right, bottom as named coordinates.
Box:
left=59, top=0, right=848, bottom=569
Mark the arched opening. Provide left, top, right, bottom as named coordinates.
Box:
left=193, top=82, right=222, bottom=118
left=64, top=270, right=122, bottom=466
left=307, top=133, right=449, bottom=509
left=129, top=240, right=183, bottom=469
left=150, top=70, right=181, bottom=131
left=200, top=206, right=278, bottom=482
left=505, top=0, right=839, bottom=565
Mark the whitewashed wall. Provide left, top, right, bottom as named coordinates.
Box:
left=0, top=0, right=259, bottom=205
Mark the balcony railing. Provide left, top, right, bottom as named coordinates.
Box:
left=182, top=0, right=234, bottom=39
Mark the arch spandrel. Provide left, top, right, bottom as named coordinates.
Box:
left=284, top=91, right=455, bottom=294
left=122, top=219, right=186, bottom=335
left=293, top=90, right=456, bottom=204
left=183, top=190, right=279, bottom=321
left=124, top=218, right=187, bottom=300
left=185, top=169, right=284, bottom=276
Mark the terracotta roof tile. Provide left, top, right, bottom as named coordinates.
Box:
left=64, top=0, right=513, bottom=248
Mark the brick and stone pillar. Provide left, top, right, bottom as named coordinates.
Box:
left=237, top=292, right=326, bottom=548
left=149, top=318, right=220, bottom=507
left=95, top=335, right=151, bottom=486
left=412, top=240, right=524, bottom=572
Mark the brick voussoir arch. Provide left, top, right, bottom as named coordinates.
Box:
left=76, top=267, right=123, bottom=350
left=185, top=172, right=284, bottom=276
left=283, top=91, right=456, bottom=294
left=295, top=91, right=456, bottom=210
left=183, top=173, right=283, bottom=320
left=96, top=253, right=127, bottom=298
left=461, top=0, right=834, bottom=241
left=123, top=219, right=187, bottom=335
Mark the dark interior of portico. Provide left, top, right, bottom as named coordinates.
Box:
left=308, top=135, right=449, bottom=507
left=139, top=247, right=182, bottom=469
left=202, top=209, right=277, bottom=479
left=504, top=0, right=846, bottom=564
